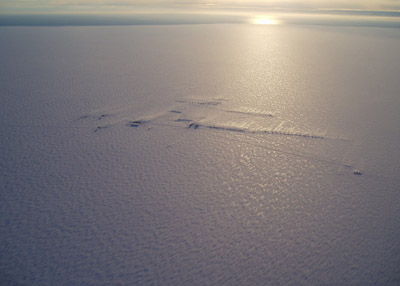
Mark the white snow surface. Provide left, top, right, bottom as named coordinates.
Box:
left=1, top=24, right=400, bottom=285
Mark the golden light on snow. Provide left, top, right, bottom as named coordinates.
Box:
left=251, top=16, right=279, bottom=25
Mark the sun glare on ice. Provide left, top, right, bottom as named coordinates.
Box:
left=252, top=16, right=279, bottom=25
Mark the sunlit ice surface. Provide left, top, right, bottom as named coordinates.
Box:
left=1, top=19, right=400, bottom=286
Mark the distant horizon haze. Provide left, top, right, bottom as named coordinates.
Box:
left=1, top=9, right=400, bottom=27
left=1, top=0, right=400, bottom=16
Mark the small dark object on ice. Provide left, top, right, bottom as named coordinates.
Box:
left=188, top=123, right=200, bottom=129
left=128, top=120, right=142, bottom=127
left=353, top=169, right=362, bottom=175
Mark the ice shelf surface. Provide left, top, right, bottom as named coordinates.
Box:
left=1, top=24, right=400, bottom=285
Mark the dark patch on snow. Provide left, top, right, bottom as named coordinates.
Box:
left=222, top=110, right=273, bottom=118
left=93, top=126, right=108, bottom=133
left=98, top=114, right=111, bottom=120
left=176, top=99, right=221, bottom=106
left=128, top=120, right=143, bottom=127
left=175, top=119, right=192, bottom=122
left=188, top=123, right=200, bottom=129
left=206, top=125, right=245, bottom=133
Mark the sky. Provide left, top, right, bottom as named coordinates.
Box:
left=1, top=0, right=399, bottom=26
left=1, top=0, right=400, bottom=15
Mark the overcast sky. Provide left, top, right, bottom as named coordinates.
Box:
left=1, top=0, right=400, bottom=14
